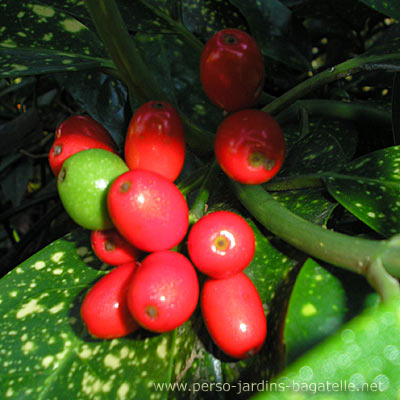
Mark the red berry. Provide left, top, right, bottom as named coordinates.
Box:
left=200, top=28, right=264, bottom=111
left=91, top=229, right=141, bottom=266
left=126, top=251, right=199, bottom=332
left=107, top=170, right=189, bottom=252
left=124, top=101, right=186, bottom=181
left=201, top=272, right=267, bottom=359
left=80, top=263, right=139, bottom=339
left=49, top=134, right=116, bottom=176
left=214, top=109, right=286, bottom=184
left=187, top=211, right=255, bottom=279
left=55, top=115, right=116, bottom=149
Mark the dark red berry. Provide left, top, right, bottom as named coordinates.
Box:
left=214, top=109, right=285, bottom=184
left=200, top=28, right=264, bottom=111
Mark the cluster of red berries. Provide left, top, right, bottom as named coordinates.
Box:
left=49, top=28, right=286, bottom=359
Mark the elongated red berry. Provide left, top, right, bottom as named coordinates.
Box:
left=200, top=28, right=264, bottom=111
left=214, top=109, right=286, bottom=184
left=91, top=229, right=140, bottom=266
left=107, top=170, right=189, bottom=252
left=81, top=263, right=139, bottom=339
left=187, top=211, right=255, bottom=279
left=201, top=272, right=267, bottom=359
left=126, top=251, right=199, bottom=332
left=125, top=101, right=185, bottom=181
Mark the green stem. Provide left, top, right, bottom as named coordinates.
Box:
left=233, top=182, right=400, bottom=290
left=365, top=257, right=400, bottom=302
left=177, top=163, right=211, bottom=196
left=264, top=174, right=324, bottom=191
left=264, top=54, right=400, bottom=115
left=189, top=160, right=219, bottom=224
left=277, top=99, right=392, bottom=127
left=84, top=0, right=166, bottom=103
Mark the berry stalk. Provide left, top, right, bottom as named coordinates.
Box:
left=233, top=182, right=400, bottom=301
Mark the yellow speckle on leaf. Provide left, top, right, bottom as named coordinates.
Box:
left=33, top=261, right=46, bottom=270
left=51, top=252, right=64, bottom=263
left=60, top=18, right=86, bottom=33
left=42, top=355, right=54, bottom=368
left=104, top=354, right=120, bottom=370
left=31, top=5, right=55, bottom=18
left=301, top=303, right=317, bottom=317
left=117, top=383, right=129, bottom=400
left=156, top=338, right=168, bottom=359
left=16, top=298, right=44, bottom=319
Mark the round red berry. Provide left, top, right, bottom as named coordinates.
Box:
left=55, top=115, right=116, bottom=149
left=91, top=229, right=140, bottom=266
left=107, top=170, right=189, bottom=252
left=214, top=109, right=286, bottom=184
left=201, top=272, right=267, bottom=359
left=81, top=263, right=139, bottom=339
left=200, top=28, right=264, bottom=111
left=124, top=101, right=185, bottom=182
left=49, top=133, right=116, bottom=176
left=187, top=211, right=255, bottom=279
left=126, top=251, right=199, bottom=333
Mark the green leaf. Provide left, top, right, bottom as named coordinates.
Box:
left=359, top=0, right=400, bottom=20
left=229, top=0, right=311, bottom=72
left=270, top=189, right=336, bottom=225
left=0, top=218, right=303, bottom=398
left=325, top=146, right=400, bottom=238
left=0, top=1, right=110, bottom=78
left=55, top=71, right=129, bottom=148
left=280, top=128, right=347, bottom=177
left=253, top=295, right=400, bottom=399
left=284, top=258, right=379, bottom=364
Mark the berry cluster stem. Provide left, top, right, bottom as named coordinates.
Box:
left=233, top=182, right=400, bottom=301
left=263, top=53, right=400, bottom=116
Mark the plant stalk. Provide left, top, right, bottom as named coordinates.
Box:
left=233, top=182, right=400, bottom=300
left=84, top=0, right=166, bottom=103
left=264, top=54, right=400, bottom=115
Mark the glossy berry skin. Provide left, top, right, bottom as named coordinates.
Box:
left=201, top=272, right=267, bottom=359
left=200, top=28, right=264, bottom=112
left=126, top=251, right=199, bottom=333
left=214, top=109, right=285, bottom=184
left=81, top=263, right=139, bottom=339
left=49, top=134, right=116, bottom=176
left=107, top=170, right=189, bottom=252
left=187, top=211, right=255, bottom=279
left=91, top=229, right=140, bottom=266
left=55, top=115, right=116, bottom=149
left=57, top=149, right=129, bottom=230
left=125, top=101, right=185, bottom=181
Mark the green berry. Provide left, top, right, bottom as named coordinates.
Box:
left=57, top=148, right=128, bottom=230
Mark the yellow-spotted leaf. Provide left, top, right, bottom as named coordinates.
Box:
left=325, top=146, right=400, bottom=237
left=0, top=1, right=110, bottom=78
left=284, top=259, right=379, bottom=364
left=0, top=223, right=303, bottom=399
left=252, top=295, right=400, bottom=400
